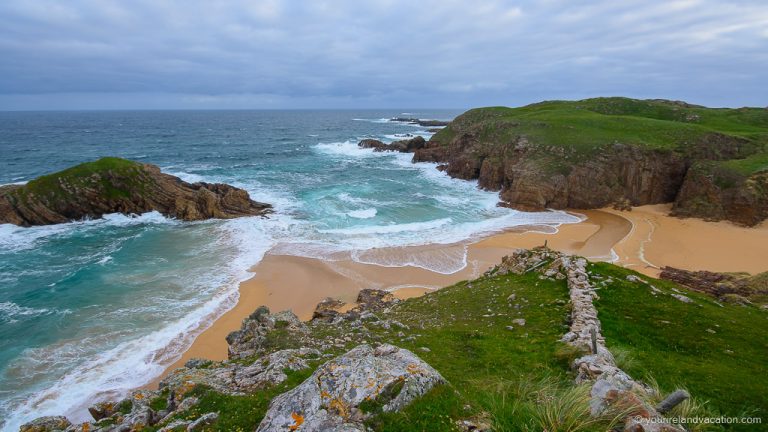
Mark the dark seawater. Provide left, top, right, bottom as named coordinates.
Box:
left=0, top=110, right=579, bottom=430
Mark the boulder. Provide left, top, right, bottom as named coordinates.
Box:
left=355, top=289, right=399, bottom=311
left=256, top=344, right=446, bottom=432
left=226, top=307, right=307, bottom=359
left=19, top=416, right=71, bottom=432
left=312, top=298, right=345, bottom=322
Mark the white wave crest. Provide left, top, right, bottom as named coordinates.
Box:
left=319, top=218, right=452, bottom=236
left=347, top=208, right=377, bottom=219
left=0, top=302, right=70, bottom=324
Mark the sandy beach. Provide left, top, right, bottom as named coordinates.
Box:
left=149, top=205, right=768, bottom=387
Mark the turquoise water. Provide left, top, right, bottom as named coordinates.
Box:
left=0, top=110, right=579, bottom=430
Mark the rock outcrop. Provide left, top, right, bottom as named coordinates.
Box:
left=256, top=344, right=445, bottom=432
left=226, top=307, right=309, bottom=359
left=389, top=117, right=450, bottom=127
left=0, top=157, right=271, bottom=226
left=672, top=165, right=768, bottom=226
left=311, top=288, right=400, bottom=324
left=358, top=136, right=426, bottom=153
left=660, top=266, right=768, bottom=302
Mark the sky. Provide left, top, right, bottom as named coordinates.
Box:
left=0, top=0, right=766, bottom=110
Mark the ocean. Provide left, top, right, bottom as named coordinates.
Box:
left=0, top=110, right=580, bottom=430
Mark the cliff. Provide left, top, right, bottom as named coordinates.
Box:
left=412, top=98, right=768, bottom=225
left=0, top=157, right=272, bottom=226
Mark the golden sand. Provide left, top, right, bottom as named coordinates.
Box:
left=147, top=206, right=768, bottom=388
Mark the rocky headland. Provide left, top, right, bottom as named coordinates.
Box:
left=0, top=157, right=271, bottom=226
left=365, top=98, right=768, bottom=226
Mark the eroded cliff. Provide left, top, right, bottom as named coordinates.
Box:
left=412, top=98, right=768, bottom=225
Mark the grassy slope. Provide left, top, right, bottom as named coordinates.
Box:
left=432, top=97, right=768, bottom=175
left=145, top=261, right=768, bottom=432
left=590, top=263, right=768, bottom=431
left=9, top=157, right=149, bottom=204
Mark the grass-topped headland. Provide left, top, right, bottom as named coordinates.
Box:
left=417, top=97, right=768, bottom=225
left=0, top=157, right=271, bottom=226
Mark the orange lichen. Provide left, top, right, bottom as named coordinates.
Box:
left=329, top=397, right=350, bottom=419
left=320, top=390, right=331, bottom=399
left=289, top=412, right=304, bottom=431
left=406, top=364, right=422, bottom=374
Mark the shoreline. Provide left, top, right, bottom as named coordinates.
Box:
left=147, top=205, right=768, bottom=388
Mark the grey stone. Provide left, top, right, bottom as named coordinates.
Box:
left=256, top=344, right=445, bottom=432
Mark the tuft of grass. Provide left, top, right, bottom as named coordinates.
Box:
left=480, top=375, right=631, bottom=432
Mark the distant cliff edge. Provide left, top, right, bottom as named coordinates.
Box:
left=406, top=97, right=768, bottom=226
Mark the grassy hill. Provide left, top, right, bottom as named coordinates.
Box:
left=432, top=98, right=768, bottom=167
left=419, top=98, right=768, bottom=225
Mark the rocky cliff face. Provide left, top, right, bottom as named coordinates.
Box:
left=0, top=157, right=271, bottom=226
left=414, top=139, right=689, bottom=211
left=672, top=164, right=768, bottom=226
left=410, top=100, right=768, bottom=226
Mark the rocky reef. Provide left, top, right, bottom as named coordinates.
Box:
left=358, top=136, right=426, bottom=153
left=0, top=157, right=271, bottom=226
left=408, top=98, right=768, bottom=225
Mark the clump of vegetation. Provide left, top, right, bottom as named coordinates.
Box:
left=10, top=157, right=151, bottom=205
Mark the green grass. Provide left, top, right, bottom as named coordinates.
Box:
left=143, top=367, right=317, bottom=432
left=8, top=157, right=150, bottom=206
left=589, top=263, right=768, bottom=431
left=142, top=259, right=768, bottom=431
left=431, top=97, right=768, bottom=174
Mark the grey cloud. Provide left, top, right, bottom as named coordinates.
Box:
left=0, top=0, right=766, bottom=109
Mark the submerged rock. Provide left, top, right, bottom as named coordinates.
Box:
left=0, top=157, right=271, bottom=226
left=256, top=344, right=446, bottom=432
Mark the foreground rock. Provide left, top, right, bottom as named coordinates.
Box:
left=256, top=344, right=445, bottom=432
left=311, top=288, right=400, bottom=323
left=0, top=157, right=271, bottom=226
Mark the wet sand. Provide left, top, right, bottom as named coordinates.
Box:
left=602, top=204, right=768, bottom=276
left=148, top=206, right=768, bottom=387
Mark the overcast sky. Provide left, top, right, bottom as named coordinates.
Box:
left=0, top=0, right=766, bottom=110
